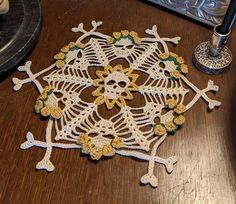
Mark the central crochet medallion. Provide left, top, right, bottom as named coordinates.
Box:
left=92, top=64, right=139, bottom=109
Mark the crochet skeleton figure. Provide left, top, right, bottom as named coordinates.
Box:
left=12, top=21, right=221, bottom=187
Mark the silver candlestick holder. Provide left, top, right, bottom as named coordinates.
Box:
left=193, top=25, right=232, bottom=74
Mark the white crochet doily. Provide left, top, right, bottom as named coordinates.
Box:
left=12, top=21, right=221, bottom=188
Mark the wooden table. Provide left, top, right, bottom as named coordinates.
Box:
left=0, top=0, right=236, bottom=203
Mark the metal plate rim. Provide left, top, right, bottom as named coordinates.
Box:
left=0, top=0, right=42, bottom=75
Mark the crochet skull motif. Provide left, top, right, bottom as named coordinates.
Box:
left=12, top=21, right=221, bottom=188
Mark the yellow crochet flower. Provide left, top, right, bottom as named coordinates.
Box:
left=113, top=32, right=121, bottom=39
left=174, top=104, right=186, bottom=114
left=159, top=52, right=169, bottom=60
left=42, top=85, right=53, bottom=94
left=81, top=142, right=92, bottom=154
left=50, top=107, right=62, bottom=119
left=111, top=137, right=124, bottom=149
left=55, top=60, right=65, bottom=69
left=35, top=100, right=43, bottom=113
left=169, top=52, right=178, bottom=58
left=77, top=133, right=89, bottom=144
left=40, top=106, right=51, bottom=117
left=68, top=41, right=76, bottom=49
left=107, top=37, right=114, bottom=44
left=176, top=56, right=184, bottom=64
left=90, top=147, right=102, bottom=160
left=154, top=124, right=166, bottom=136
left=166, top=98, right=177, bottom=109
left=180, top=64, right=188, bottom=74
left=121, top=30, right=129, bottom=37
left=102, top=145, right=115, bottom=157
left=54, top=52, right=65, bottom=60
left=61, top=45, right=70, bottom=53
left=174, top=115, right=185, bottom=125
left=133, top=36, right=141, bottom=45
left=37, top=92, right=47, bottom=101
left=129, top=31, right=138, bottom=37
left=170, top=70, right=181, bottom=79
left=164, top=121, right=177, bottom=132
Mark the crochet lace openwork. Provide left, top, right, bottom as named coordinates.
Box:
left=12, top=21, right=221, bottom=187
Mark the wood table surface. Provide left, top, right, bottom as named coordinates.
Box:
left=0, top=0, right=236, bottom=203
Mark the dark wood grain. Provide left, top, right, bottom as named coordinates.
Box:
left=0, top=0, right=236, bottom=203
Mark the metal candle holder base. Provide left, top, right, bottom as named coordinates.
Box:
left=193, top=26, right=232, bottom=74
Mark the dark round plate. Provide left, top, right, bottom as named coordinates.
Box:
left=0, top=0, right=42, bottom=75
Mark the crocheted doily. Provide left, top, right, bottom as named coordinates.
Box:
left=12, top=21, right=221, bottom=188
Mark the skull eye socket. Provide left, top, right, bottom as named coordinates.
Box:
left=114, top=45, right=124, bottom=48
left=107, top=80, right=116, bottom=85
left=159, top=62, right=165, bottom=69
left=118, top=81, right=127, bottom=88
left=126, top=45, right=133, bottom=49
